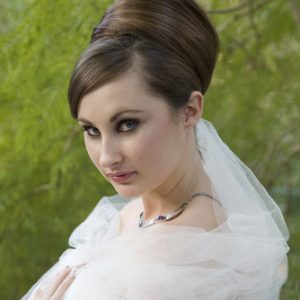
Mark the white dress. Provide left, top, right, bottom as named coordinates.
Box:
left=21, top=120, right=290, bottom=300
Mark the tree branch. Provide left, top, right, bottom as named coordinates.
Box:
left=290, top=0, right=300, bottom=29
left=208, top=0, right=274, bottom=16
left=207, top=0, right=250, bottom=15
left=258, top=124, right=299, bottom=180
left=234, top=0, right=274, bottom=18
left=266, top=144, right=300, bottom=187
left=31, top=183, right=52, bottom=194
left=63, top=126, right=80, bottom=154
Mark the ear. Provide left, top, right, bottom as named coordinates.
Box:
left=182, top=91, right=204, bottom=128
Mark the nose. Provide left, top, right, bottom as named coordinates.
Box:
left=98, top=136, right=123, bottom=169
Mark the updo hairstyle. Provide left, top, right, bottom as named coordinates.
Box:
left=68, top=0, right=219, bottom=118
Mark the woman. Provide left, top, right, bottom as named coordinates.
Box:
left=22, top=0, right=289, bottom=299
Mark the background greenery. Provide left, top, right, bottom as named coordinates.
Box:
left=0, top=0, right=299, bottom=299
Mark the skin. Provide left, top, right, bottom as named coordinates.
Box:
left=77, top=65, right=212, bottom=220
left=34, top=265, right=85, bottom=299
left=34, top=64, right=217, bottom=298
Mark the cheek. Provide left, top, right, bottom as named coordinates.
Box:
left=133, top=124, right=181, bottom=177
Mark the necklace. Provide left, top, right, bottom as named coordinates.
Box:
left=138, top=192, right=214, bottom=229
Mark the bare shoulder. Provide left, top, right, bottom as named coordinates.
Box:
left=172, top=196, right=226, bottom=231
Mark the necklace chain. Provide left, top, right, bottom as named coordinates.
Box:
left=138, top=192, right=214, bottom=229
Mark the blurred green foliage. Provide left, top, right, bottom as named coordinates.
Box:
left=0, top=0, right=299, bottom=299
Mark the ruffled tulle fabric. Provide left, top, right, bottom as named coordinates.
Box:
left=21, top=119, right=289, bottom=300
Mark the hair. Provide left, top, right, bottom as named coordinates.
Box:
left=68, top=0, right=219, bottom=118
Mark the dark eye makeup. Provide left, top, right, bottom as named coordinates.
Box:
left=117, top=119, right=139, bottom=132
left=81, top=125, right=100, bottom=137
left=80, top=118, right=140, bottom=137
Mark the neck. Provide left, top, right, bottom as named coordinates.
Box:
left=140, top=147, right=212, bottom=221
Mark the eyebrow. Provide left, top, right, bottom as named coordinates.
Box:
left=77, top=109, right=144, bottom=125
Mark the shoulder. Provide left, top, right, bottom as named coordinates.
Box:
left=170, top=196, right=226, bottom=231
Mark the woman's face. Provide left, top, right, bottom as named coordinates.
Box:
left=77, top=69, right=187, bottom=198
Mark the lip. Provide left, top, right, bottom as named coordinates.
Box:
left=107, top=171, right=137, bottom=184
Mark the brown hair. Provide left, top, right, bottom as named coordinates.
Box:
left=68, top=0, right=219, bottom=118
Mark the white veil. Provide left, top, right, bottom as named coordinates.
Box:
left=195, top=118, right=290, bottom=297
left=197, top=118, right=289, bottom=240
left=21, top=118, right=290, bottom=300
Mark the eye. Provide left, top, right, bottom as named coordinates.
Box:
left=118, top=119, right=139, bottom=132
left=81, top=125, right=100, bottom=137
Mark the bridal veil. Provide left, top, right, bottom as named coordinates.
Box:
left=21, top=118, right=290, bottom=300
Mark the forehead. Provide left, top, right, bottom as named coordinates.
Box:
left=77, top=69, right=170, bottom=120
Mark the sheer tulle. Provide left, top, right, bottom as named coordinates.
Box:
left=21, top=119, right=289, bottom=300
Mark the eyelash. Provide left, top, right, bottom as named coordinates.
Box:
left=81, top=119, right=140, bottom=137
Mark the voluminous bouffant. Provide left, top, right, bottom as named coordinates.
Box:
left=68, top=0, right=219, bottom=118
